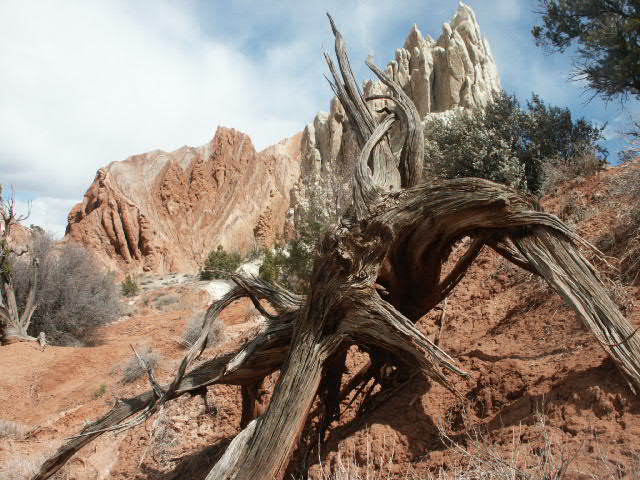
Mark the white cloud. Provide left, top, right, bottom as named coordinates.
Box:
left=0, top=0, right=330, bottom=202
left=1, top=0, right=420, bottom=236
left=14, top=197, right=77, bottom=238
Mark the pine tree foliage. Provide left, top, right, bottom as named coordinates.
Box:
left=200, top=246, right=242, bottom=280
left=532, top=0, right=640, bottom=100
left=259, top=199, right=331, bottom=294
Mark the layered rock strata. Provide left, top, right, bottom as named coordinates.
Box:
left=66, top=128, right=301, bottom=273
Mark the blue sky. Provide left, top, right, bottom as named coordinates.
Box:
left=1, top=0, right=638, bottom=235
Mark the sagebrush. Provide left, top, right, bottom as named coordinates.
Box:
left=0, top=419, right=30, bottom=440
left=121, top=346, right=161, bottom=383
left=182, top=310, right=223, bottom=348
left=423, top=91, right=606, bottom=194
left=11, top=233, right=120, bottom=346
left=121, top=274, right=139, bottom=297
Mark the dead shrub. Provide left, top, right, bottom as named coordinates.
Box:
left=0, top=446, right=68, bottom=480
left=315, top=430, right=401, bottom=480
left=121, top=346, right=161, bottom=384
left=11, top=234, right=121, bottom=346
left=605, top=277, right=635, bottom=315
left=150, top=414, right=178, bottom=459
left=182, top=311, right=223, bottom=349
left=556, top=191, right=594, bottom=226
left=154, top=294, right=180, bottom=311
left=0, top=419, right=30, bottom=440
left=599, top=166, right=640, bottom=284
left=542, top=152, right=604, bottom=194
left=0, top=457, right=50, bottom=480
left=436, top=412, right=575, bottom=480
left=433, top=411, right=640, bottom=480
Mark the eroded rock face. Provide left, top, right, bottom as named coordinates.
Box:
left=66, top=127, right=301, bottom=274
left=295, top=2, right=500, bottom=220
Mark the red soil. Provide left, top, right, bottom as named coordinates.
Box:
left=2, top=163, right=640, bottom=479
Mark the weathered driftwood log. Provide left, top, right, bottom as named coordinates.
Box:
left=33, top=16, right=640, bottom=480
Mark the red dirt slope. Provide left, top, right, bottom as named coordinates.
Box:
left=1, top=163, right=640, bottom=480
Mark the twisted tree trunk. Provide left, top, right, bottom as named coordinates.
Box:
left=33, top=16, right=640, bottom=480
left=0, top=186, right=38, bottom=345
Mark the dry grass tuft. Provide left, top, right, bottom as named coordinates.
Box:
left=181, top=311, right=223, bottom=349
left=599, top=166, right=640, bottom=285
left=121, top=345, right=161, bottom=384
left=542, top=153, right=604, bottom=195
left=435, top=413, right=576, bottom=480
left=313, top=412, right=640, bottom=480
left=0, top=446, right=68, bottom=480
left=432, top=411, right=640, bottom=480
left=316, top=432, right=405, bottom=480
left=0, top=419, right=30, bottom=440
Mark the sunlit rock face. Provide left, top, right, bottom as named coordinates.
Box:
left=66, top=127, right=301, bottom=274
left=295, top=2, right=500, bottom=221
left=66, top=3, right=499, bottom=274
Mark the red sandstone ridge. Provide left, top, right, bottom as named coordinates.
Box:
left=66, top=127, right=302, bottom=274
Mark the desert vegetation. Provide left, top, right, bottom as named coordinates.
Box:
left=195, top=200, right=330, bottom=295
left=0, top=419, right=30, bottom=440
left=0, top=189, right=121, bottom=346
left=0, top=185, right=38, bottom=344
left=598, top=165, right=640, bottom=285
left=182, top=310, right=223, bottom=348
left=2, top=3, right=639, bottom=480
left=121, top=345, right=162, bottom=384
left=312, top=411, right=640, bottom=480
left=423, top=91, right=606, bottom=194
left=10, top=236, right=121, bottom=346
left=199, top=245, right=243, bottom=280
left=121, top=274, right=139, bottom=297
left=260, top=198, right=332, bottom=294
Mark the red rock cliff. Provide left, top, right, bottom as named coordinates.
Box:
left=66, top=127, right=301, bottom=274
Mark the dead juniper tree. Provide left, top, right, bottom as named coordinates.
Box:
left=33, top=17, right=640, bottom=480
left=0, top=185, right=39, bottom=345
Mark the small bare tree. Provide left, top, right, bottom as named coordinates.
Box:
left=0, top=185, right=39, bottom=345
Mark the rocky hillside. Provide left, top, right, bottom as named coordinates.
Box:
left=65, top=3, right=500, bottom=274
left=66, top=128, right=301, bottom=273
